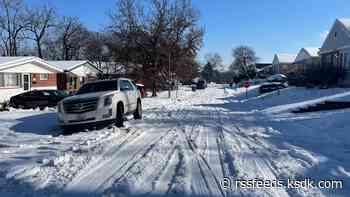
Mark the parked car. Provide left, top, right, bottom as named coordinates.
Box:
left=267, top=74, right=288, bottom=83
left=259, top=82, right=288, bottom=94
left=196, top=79, right=207, bottom=89
left=9, top=90, right=68, bottom=110
left=57, top=78, right=142, bottom=131
left=191, top=83, right=197, bottom=91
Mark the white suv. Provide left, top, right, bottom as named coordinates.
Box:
left=57, top=78, right=142, bottom=131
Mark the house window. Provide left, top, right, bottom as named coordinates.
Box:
left=334, top=32, right=337, bottom=38
left=39, top=73, right=49, bottom=80
left=0, top=73, right=21, bottom=88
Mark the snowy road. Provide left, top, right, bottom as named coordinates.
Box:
left=1, top=85, right=350, bottom=196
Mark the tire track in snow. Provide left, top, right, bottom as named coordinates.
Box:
left=63, top=128, right=171, bottom=195
left=223, top=123, right=290, bottom=197
left=180, top=120, right=226, bottom=197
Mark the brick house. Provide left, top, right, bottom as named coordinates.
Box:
left=0, top=57, right=63, bottom=102
left=48, top=61, right=101, bottom=93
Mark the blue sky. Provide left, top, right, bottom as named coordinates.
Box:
left=26, top=0, right=350, bottom=66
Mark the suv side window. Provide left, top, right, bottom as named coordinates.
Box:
left=127, top=81, right=136, bottom=90
left=120, top=80, right=135, bottom=91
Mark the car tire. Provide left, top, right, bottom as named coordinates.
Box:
left=116, top=103, right=124, bottom=128
left=133, top=100, right=142, bottom=120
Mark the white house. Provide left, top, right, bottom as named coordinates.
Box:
left=0, top=56, right=63, bottom=102
left=295, top=47, right=320, bottom=63
left=272, top=53, right=297, bottom=74
left=48, top=61, right=101, bottom=81
left=319, top=18, right=350, bottom=85
left=45, top=60, right=102, bottom=93
left=294, top=47, right=320, bottom=72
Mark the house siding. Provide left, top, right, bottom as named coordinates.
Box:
left=31, top=73, right=57, bottom=88
left=57, top=72, right=81, bottom=93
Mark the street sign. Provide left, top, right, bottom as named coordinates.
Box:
left=244, top=81, right=250, bottom=88
left=244, top=81, right=250, bottom=98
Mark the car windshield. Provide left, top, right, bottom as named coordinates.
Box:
left=76, top=81, right=118, bottom=95
left=47, top=90, right=68, bottom=97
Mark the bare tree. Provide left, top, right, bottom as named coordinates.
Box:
left=0, top=0, right=28, bottom=56
left=109, top=0, right=203, bottom=96
left=83, top=32, right=111, bottom=69
left=230, top=46, right=258, bottom=79
left=26, top=4, right=56, bottom=58
left=204, top=53, right=223, bottom=69
left=56, top=16, right=87, bottom=60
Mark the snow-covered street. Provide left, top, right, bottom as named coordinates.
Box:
left=1, top=85, right=350, bottom=197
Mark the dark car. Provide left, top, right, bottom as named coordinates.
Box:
left=9, top=90, right=68, bottom=110
left=259, top=82, right=288, bottom=94
left=267, top=74, right=288, bottom=83
left=196, top=79, right=207, bottom=89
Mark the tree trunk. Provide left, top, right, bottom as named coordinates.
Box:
left=37, top=40, right=43, bottom=58
left=152, top=78, right=157, bottom=97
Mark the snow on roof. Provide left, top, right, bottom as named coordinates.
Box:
left=47, top=60, right=88, bottom=71
left=0, top=56, right=63, bottom=72
left=0, top=56, right=36, bottom=67
left=276, top=53, right=296, bottom=63
left=338, top=18, right=350, bottom=32
left=303, top=47, right=320, bottom=57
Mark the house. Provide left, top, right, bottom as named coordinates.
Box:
left=294, top=47, right=320, bottom=72
left=255, top=63, right=273, bottom=77
left=48, top=61, right=101, bottom=92
left=319, top=18, right=350, bottom=85
left=272, top=53, right=297, bottom=74
left=0, top=56, right=63, bottom=102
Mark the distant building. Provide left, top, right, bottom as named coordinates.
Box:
left=272, top=53, right=297, bottom=74
left=294, top=47, right=320, bottom=73
left=255, top=63, right=273, bottom=77
left=319, top=18, right=350, bottom=86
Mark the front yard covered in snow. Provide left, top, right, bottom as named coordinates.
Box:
left=1, top=85, right=350, bottom=197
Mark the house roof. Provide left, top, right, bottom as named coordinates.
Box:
left=0, top=56, right=34, bottom=65
left=294, top=47, right=320, bottom=63
left=47, top=60, right=89, bottom=71
left=320, top=18, right=350, bottom=54
left=303, top=47, right=320, bottom=57
left=338, top=18, right=350, bottom=32
left=0, top=56, right=63, bottom=72
left=275, top=54, right=296, bottom=64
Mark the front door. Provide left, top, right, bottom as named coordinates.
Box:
left=23, top=74, right=30, bottom=91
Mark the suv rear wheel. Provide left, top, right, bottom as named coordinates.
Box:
left=116, top=103, right=124, bottom=127
left=133, top=100, right=142, bottom=119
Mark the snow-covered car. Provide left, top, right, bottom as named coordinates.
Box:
left=57, top=78, right=142, bottom=131
left=259, top=82, right=288, bottom=94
